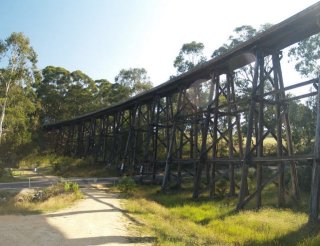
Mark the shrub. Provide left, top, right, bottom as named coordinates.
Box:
left=0, top=168, right=13, bottom=178
left=118, top=176, right=136, bottom=194
left=64, top=182, right=79, bottom=193
left=71, top=182, right=79, bottom=193
left=64, top=182, right=71, bottom=192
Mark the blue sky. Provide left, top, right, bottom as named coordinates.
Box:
left=1, top=0, right=318, bottom=86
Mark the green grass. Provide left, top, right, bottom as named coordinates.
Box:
left=17, top=153, right=117, bottom=178
left=123, top=184, right=320, bottom=246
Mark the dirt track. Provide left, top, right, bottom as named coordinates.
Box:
left=0, top=188, right=152, bottom=246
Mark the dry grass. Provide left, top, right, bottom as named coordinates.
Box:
left=0, top=184, right=83, bottom=215
left=0, top=193, right=81, bottom=215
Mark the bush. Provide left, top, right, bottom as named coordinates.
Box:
left=64, top=182, right=79, bottom=193
left=0, top=168, right=13, bottom=178
left=64, top=182, right=71, bottom=192
left=71, top=182, right=79, bottom=192
left=31, top=182, right=81, bottom=202
left=118, top=176, right=136, bottom=194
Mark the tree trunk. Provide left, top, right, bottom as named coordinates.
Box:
left=0, top=83, right=10, bottom=144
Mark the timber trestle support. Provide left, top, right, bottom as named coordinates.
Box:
left=43, top=3, right=320, bottom=223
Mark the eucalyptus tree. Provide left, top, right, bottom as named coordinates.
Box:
left=0, top=32, right=37, bottom=144
left=115, top=68, right=152, bottom=97
left=38, top=66, right=100, bottom=123
left=288, top=33, right=320, bottom=77
left=173, top=41, right=207, bottom=75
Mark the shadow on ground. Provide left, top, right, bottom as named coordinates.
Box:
left=0, top=187, right=155, bottom=245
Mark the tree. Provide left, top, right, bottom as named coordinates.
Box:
left=96, top=79, right=131, bottom=106
left=95, top=79, right=112, bottom=105
left=288, top=33, right=320, bottom=77
left=287, top=32, right=320, bottom=153
left=37, top=66, right=137, bottom=124
left=115, top=68, right=152, bottom=97
left=212, top=24, right=273, bottom=97
left=174, top=41, right=207, bottom=75
left=288, top=100, right=315, bottom=152
left=66, top=70, right=98, bottom=117
left=212, top=25, right=257, bottom=58
left=36, top=66, right=71, bottom=123
left=0, top=32, right=37, bottom=144
left=37, top=66, right=99, bottom=123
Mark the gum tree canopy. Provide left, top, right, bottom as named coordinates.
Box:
left=0, top=32, right=37, bottom=145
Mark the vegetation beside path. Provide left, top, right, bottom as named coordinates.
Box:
left=122, top=183, right=320, bottom=246
left=0, top=182, right=82, bottom=215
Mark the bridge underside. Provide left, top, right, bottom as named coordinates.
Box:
left=44, top=3, right=320, bottom=223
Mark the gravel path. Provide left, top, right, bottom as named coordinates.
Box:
left=0, top=188, right=153, bottom=246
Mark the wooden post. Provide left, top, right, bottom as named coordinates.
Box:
left=76, top=122, right=84, bottom=157
left=152, top=97, right=160, bottom=182
left=162, top=91, right=182, bottom=191
left=103, top=115, right=111, bottom=166
left=237, top=54, right=260, bottom=209
left=309, top=78, right=320, bottom=223
left=131, top=106, right=140, bottom=173
left=227, top=73, right=236, bottom=196
left=206, top=81, right=214, bottom=186
left=209, top=74, right=220, bottom=198
left=176, top=125, right=184, bottom=187
left=193, top=80, right=214, bottom=199
left=141, top=103, right=152, bottom=178
left=274, top=52, right=300, bottom=201
left=256, top=55, right=265, bottom=209
left=272, top=53, right=285, bottom=207
left=122, top=107, right=135, bottom=173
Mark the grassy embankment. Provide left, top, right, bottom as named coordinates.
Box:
left=0, top=182, right=83, bottom=215
left=15, top=152, right=117, bottom=178
left=123, top=183, right=320, bottom=246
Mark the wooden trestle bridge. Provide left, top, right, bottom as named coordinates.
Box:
left=44, top=3, right=320, bottom=222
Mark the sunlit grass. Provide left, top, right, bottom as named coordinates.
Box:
left=123, top=184, right=320, bottom=246
left=0, top=184, right=83, bottom=215
left=0, top=192, right=82, bottom=214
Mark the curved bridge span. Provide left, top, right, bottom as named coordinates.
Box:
left=44, top=3, right=320, bottom=222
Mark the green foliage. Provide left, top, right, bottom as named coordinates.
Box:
left=0, top=32, right=39, bottom=155
left=0, top=167, right=14, bottom=182
left=215, top=179, right=228, bottom=197
left=118, top=176, right=136, bottom=194
left=173, top=41, right=207, bottom=75
left=36, top=66, right=100, bottom=123
left=288, top=33, right=320, bottom=77
left=212, top=24, right=272, bottom=58
left=115, top=68, right=152, bottom=97
left=64, top=181, right=79, bottom=193
left=289, top=100, right=315, bottom=152
left=17, top=152, right=117, bottom=178
left=32, top=182, right=81, bottom=202
left=64, top=182, right=71, bottom=192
